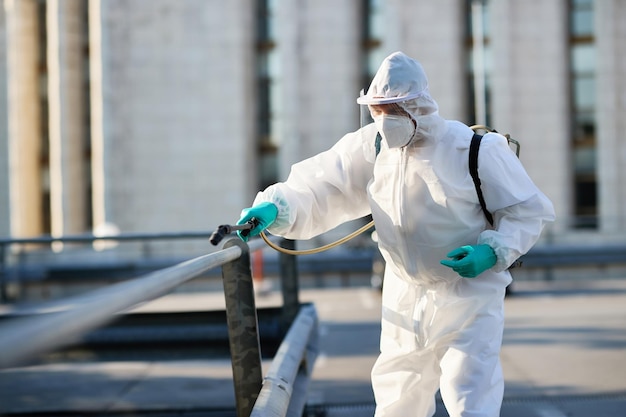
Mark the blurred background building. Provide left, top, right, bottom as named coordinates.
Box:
left=0, top=0, right=625, bottom=258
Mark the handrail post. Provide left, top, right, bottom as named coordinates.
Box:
left=221, top=238, right=263, bottom=417
left=279, top=238, right=299, bottom=332
left=0, top=242, right=6, bottom=303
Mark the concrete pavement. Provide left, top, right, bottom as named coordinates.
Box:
left=1, top=279, right=626, bottom=416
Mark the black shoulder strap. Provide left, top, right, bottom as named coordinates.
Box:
left=375, top=132, right=382, bottom=157
left=469, top=134, right=494, bottom=226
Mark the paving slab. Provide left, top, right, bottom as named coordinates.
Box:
left=501, top=279, right=626, bottom=398
left=1, top=279, right=626, bottom=416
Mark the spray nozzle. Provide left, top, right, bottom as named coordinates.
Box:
left=209, top=219, right=259, bottom=246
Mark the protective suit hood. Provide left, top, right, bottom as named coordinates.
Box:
left=357, top=51, right=429, bottom=105
left=358, top=51, right=446, bottom=146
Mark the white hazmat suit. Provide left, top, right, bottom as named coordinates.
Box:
left=250, top=52, right=555, bottom=417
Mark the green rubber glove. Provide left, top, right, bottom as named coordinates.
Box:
left=236, top=202, right=278, bottom=242
left=440, top=244, right=497, bottom=278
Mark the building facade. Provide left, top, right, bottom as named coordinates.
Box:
left=1, top=0, right=625, bottom=258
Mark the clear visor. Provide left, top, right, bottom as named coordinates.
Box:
left=360, top=89, right=374, bottom=130
left=360, top=89, right=412, bottom=130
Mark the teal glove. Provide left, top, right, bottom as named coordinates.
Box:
left=236, top=202, right=278, bottom=242
left=440, top=244, right=497, bottom=278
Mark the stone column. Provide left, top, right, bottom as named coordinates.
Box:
left=6, top=0, right=43, bottom=237
left=274, top=0, right=303, bottom=180
left=88, top=0, right=107, bottom=232
left=47, top=0, right=88, bottom=237
left=595, top=0, right=626, bottom=234
left=388, top=0, right=467, bottom=120
left=490, top=0, right=570, bottom=236
left=0, top=2, right=10, bottom=236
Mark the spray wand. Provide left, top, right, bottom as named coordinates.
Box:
left=209, top=128, right=515, bottom=254
left=209, top=217, right=375, bottom=256
left=209, top=219, right=259, bottom=246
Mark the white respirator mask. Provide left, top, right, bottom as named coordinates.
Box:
left=374, top=114, right=416, bottom=149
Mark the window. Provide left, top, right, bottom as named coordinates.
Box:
left=82, top=0, right=93, bottom=229
left=361, top=0, right=384, bottom=91
left=37, top=0, right=51, bottom=234
left=256, top=0, right=278, bottom=190
left=466, top=0, right=492, bottom=127
left=569, top=0, right=596, bottom=228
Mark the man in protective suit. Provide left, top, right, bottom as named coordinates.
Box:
left=237, top=51, right=555, bottom=417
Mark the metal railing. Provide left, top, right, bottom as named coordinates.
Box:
left=3, top=232, right=626, bottom=303
left=0, top=231, right=221, bottom=302
left=0, top=236, right=318, bottom=417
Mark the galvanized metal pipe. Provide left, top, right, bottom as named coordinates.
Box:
left=0, top=238, right=266, bottom=369
left=251, top=304, right=319, bottom=417
left=279, top=239, right=299, bottom=332
left=0, top=243, right=6, bottom=303
left=0, top=231, right=217, bottom=245
left=0, top=230, right=227, bottom=302
left=221, top=238, right=264, bottom=417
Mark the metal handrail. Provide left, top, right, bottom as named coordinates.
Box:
left=0, top=237, right=264, bottom=368
left=0, top=230, right=216, bottom=245
left=0, top=230, right=220, bottom=303
left=0, top=235, right=318, bottom=417
left=251, top=304, right=318, bottom=417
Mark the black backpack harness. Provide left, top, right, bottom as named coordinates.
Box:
left=470, top=133, right=494, bottom=226
left=374, top=126, right=520, bottom=227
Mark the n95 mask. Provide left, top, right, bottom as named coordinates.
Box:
left=374, top=115, right=416, bottom=148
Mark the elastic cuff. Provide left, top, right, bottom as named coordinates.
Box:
left=477, top=235, right=518, bottom=272
left=252, top=186, right=293, bottom=235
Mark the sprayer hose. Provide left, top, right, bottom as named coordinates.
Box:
left=260, top=220, right=375, bottom=256
left=258, top=126, right=509, bottom=256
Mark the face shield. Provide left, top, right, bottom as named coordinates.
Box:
left=357, top=52, right=447, bottom=150
left=359, top=89, right=375, bottom=130
left=360, top=90, right=413, bottom=125
left=359, top=89, right=418, bottom=149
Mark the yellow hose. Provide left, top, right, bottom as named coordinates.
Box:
left=259, top=125, right=515, bottom=256
left=260, top=220, right=375, bottom=255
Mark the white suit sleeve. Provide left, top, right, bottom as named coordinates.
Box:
left=252, top=130, right=375, bottom=240
left=475, top=133, right=556, bottom=271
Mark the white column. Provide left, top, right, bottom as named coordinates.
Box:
left=88, top=0, right=108, bottom=232
left=47, top=0, right=87, bottom=238
left=471, top=0, right=487, bottom=126
left=595, top=0, right=626, bottom=234
left=0, top=2, right=10, bottom=236
left=6, top=0, right=43, bottom=237
left=274, top=0, right=302, bottom=179
left=490, top=0, right=570, bottom=236
left=89, top=0, right=257, bottom=239
left=387, top=0, right=467, bottom=120
left=285, top=0, right=361, bottom=161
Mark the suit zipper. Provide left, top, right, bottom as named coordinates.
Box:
left=398, top=147, right=410, bottom=261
